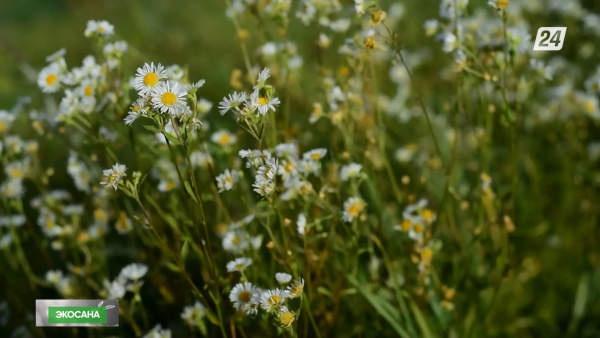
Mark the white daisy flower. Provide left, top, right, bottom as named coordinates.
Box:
left=181, top=301, right=205, bottom=326
left=278, top=159, right=298, bottom=182
left=222, top=231, right=250, bottom=252
left=184, top=80, right=206, bottom=93
left=229, top=282, right=257, bottom=310
left=216, top=169, right=239, bottom=192
left=340, top=163, right=362, bottom=181
left=252, top=178, right=275, bottom=197
left=297, top=213, right=307, bottom=236
left=45, top=48, right=66, bottom=63
left=100, top=163, right=127, bottom=191
left=250, top=89, right=280, bottom=116
left=143, top=324, right=171, bottom=338
left=119, top=263, right=148, bottom=281
left=275, top=272, right=292, bottom=284
left=197, top=98, right=213, bottom=114
left=219, top=92, right=247, bottom=115
left=103, top=279, right=126, bottom=299
left=226, top=257, right=252, bottom=272
left=254, top=68, right=271, bottom=89
left=256, top=158, right=278, bottom=181
left=298, top=159, right=319, bottom=176
left=158, top=179, right=178, bottom=192
left=1, top=179, right=25, bottom=199
left=151, top=80, right=188, bottom=116
left=408, top=222, right=425, bottom=241
left=275, top=143, right=298, bottom=159
left=84, top=20, right=115, bottom=37
left=189, top=151, right=213, bottom=168
left=424, top=19, right=439, bottom=36
left=303, top=148, right=327, bottom=161
left=115, top=212, right=133, bottom=235
left=0, top=233, right=13, bottom=249
left=342, top=197, right=366, bottom=223
left=211, top=130, right=237, bottom=146
left=45, top=270, right=64, bottom=285
left=134, top=63, right=167, bottom=97
left=37, top=63, right=62, bottom=93
left=260, top=288, right=289, bottom=312
left=166, top=64, right=185, bottom=81
left=286, top=278, right=305, bottom=298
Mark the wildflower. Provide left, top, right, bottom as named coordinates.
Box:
left=227, top=257, right=252, bottom=272
left=310, top=103, right=324, bottom=123
left=0, top=233, right=13, bottom=249
left=143, top=324, right=171, bottom=338
left=254, top=68, right=271, bottom=89
left=124, top=98, right=148, bottom=126
left=45, top=270, right=64, bottom=285
left=279, top=306, right=295, bottom=328
left=395, top=145, right=417, bottom=163
left=318, top=34, right=331, bottom=48
left=222, top=231, right=250, bottom=252
left=115, top=212, right=133, bottom=234
left=275, top=143, right=299, bottom=159
left=229, top=282, right=257, bottom=310
left=370, top=10, right=387, bottom=26
left=197, top=98, right=213, bottom=114
left=342, top=197, right=367, bottom=223
left=151, top=80, right=188, bottom=116
left=1, top=179, right=25, bottom=199
left=219, top=92, right=247, bottom=115
left=103, top=279, right=126, bottom=299
left=363, top=36, right=376, bottom=49
left=84, top=20, right=115, bottom=37
left=216, top=169, right=239, bottom=192
left=100, top=163, right=127, bottom=191
left=260, top=289, right=289, bottom=312
left=250, top=89, right=280, bottom=116
left=190, top=151, right=213, bottom=168
left=5, top=161, right=26, bottom=180
left=530, top=59, right=554, bottom=81
left=297, top=213, right=306, bottom=236
left=286, top=278, right=304, bottom=298
left=45, top=48, right=66, bottom=63
left=37, top=63, right=62, bottom=93
left=119, top=263, right=148, bottom=281
left=275, top=273, right=292, bottom=284
left=181, top=302, right=205, bottom=326
left=185, top=80, right=206, bottom=93
left=158, top=179, right=178, bottom=192
left=355, top=0, right=365, bottom=14
left=340, top=163, right=362, bottom=181
left=211, top=130, right=237, bottom=147
left=424, top=19, right=439, bottom=36
left=303, top=148, right=327, bottom=161
left=253, top=178, right=275, bottom=197
left=488, top=0, right=509, bottom=10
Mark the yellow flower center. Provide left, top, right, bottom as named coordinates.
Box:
left=348, top=205, right=359, bottom=216
left=584, top=100, right=595, bottom=113
left=32, top=120, right=43, bottom=133
left=144, top=72, right=158, bottom=86
left=132, top=105, right=141, bottom=112
left=290, top=285, right=302, bottom=297
left=235, top=263, right=244, bottom=270
left=593, top=83, right=599, bottom=91
left=161, top=92, right=177, bottom=106
left=413, top=223, right=423, bottom=234
left=422, top=247, right=433, bottom=262
left=46, top=74, right=58, bottom=86
left=401, top=219, right=412, bottom=231
left=310, top=153, right=321, bottom=160
left=84, top=85, right=93, bottom=97
left=94, top=209, right=107, bottom=222
left=0, top=122, right=5, bottom=133
left=224, top=176, right=233, bottom=184
left=496, top=0, right=509, bottom=9
left=238, top=291, right=251, bottom=302
left=232, top=236, right=241, bottom=244
left=258, top=97, right=268, bottom=105
left=9, top=168, right=23, bottom=179
left=219, top=134, right=231, bottom=145
left=269, top=295, right=281, bottom=305
left=45, top=220, right=54, bottom=229
left=166, top=181, right=175, bottom=190
left=285, top=162, right=294, bottom=173
left=280, top=312, right=295, bottom=327
left=98, top=25, right=105, bottom=32
left=421, top=209, right=433, bottom=222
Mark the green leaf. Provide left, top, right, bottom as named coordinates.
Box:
left=184, top=181, right=199, bottom=204
left=181, top=240, right=190, bottom=261
left=141, top=124, right=160, bottom=133
left=347, top=275, right=411, bottom=338
left=162, top=131, right=182, bottom=145
left=164, top=261, right=180, bottom=273
left=410, top=300, right=435, bottom=338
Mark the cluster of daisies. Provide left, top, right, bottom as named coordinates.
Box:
left=228, top=271, right=305, bottom=329
left=219, top=68, right=280, bottom=120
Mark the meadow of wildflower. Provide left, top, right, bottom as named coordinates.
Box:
left=1, top=0, right=600, bottom=337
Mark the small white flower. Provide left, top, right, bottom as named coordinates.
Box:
left=134, top=63, right=167, bottom=97
left=340, top=163, right=362, bottom=181
left=103, top=279, right=126, bottom=299
left=342, top=197, right=366, bottom=223
left=216, top=169, right=239, bottom=192
left=260, top=288, right=289, bottom=312
left=37, top=63, right=62, bottom=93
left=211, top=130, right=237, bottom=146
left=100, top=163, right=127, bottom=191
left=84, top=20, right=115, bottom=37
left=297, top=213, right=306, bottom=236
left=286, top=278, right=305, bottom=298
left=226, top=257, right=252, bottom=272
left=0, top=233, right=13, bottom=249
left=181, top=301, right=205, bottom=326
left=119, top=263, right=148, bottom=281
left=45, top=270, right=64, bottom=285
left=151, top=80, right=188, bottom=116
left=219, top=92, right=247, bottom=115
left=303, top=148, right=327, bottom=161
left=275, top=272, right=292, bottom=284
left=275, top=143, right=298, bottom=159
left=254, top=68, right=271, bottom=89
left=250, top=89, right=280, bottom=116
left=252, top=177, right=275, bottom=197
left=229, top=282, right=257, bottom=310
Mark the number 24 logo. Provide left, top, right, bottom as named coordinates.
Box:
left=533, top=27, right=567, bottom=51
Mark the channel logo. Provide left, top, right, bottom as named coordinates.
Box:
left=36, top=299, right=119, bottom=327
